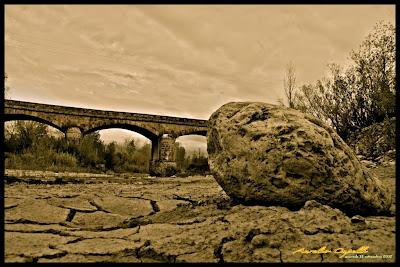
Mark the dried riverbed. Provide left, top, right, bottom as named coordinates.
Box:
left=4, top=165, right=396, bottom=263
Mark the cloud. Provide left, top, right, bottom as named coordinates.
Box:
left=5, top=5, right=394, bottom=146
left=5, top=5, right=395, bottom=119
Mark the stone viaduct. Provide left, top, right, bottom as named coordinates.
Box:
left=4, top=100, right=208, bottom=176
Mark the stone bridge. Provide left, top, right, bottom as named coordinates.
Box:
left=4, top=100, right=208, bottom=176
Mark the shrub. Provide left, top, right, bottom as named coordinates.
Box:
left=53, top=152, right=78, bottom=167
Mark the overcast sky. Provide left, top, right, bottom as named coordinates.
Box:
left=5, top=5, right=395, bottom=148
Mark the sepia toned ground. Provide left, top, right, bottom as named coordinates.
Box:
left=4, top=164, right=395, bottom=263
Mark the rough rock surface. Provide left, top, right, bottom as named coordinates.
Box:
left=4, top=169, right=395, bottom=263
left=207, top=102, right=392, bottom=216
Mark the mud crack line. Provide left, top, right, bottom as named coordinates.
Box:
left=66, top=209, right=77, bottom=222
left=214, top=236, right=235, bottom=263
left=150, top=200, right=160, bottom=213
left=172, top=194, right=199, bottom=205
left=88, top=200, right=110, bottom=213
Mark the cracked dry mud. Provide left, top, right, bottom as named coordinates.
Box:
left=4, top=166, right=395, bottom=263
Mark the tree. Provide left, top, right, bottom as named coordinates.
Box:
left=283, top=63, right=296, bottom=108
left=186, top=153, right=209, bottom=174
left=78, top=132, right=104, bottom=167
left=133, top=143, right=151, bottom=172
left=174, top=143, right=186, bottom=170
left=293, top=21, right=396, bottom=140
left=104, top=142, right=117, bottom=170
left=9, top=121, right=48, bottom=153
left=350, top=21, right=396, bottom=121
left=5, top=120, right=157, bottom=173
left=124, top=139, right=136, bottom=155
left=294, top=64, right=356, bottom=138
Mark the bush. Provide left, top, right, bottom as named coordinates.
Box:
left=5, top=120, right=203, bottom=175
left=52, top=152, right=78, bottom=167
left=165, top=166, right=177, bottom=177
left=347, top=117, right=396, bottom=159
left=185, top=155, right=210, bottom=176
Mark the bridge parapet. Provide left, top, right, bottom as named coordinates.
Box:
left=5, top=100, right=208, bottom=127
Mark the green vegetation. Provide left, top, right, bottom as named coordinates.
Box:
left=4, top=121, right=209, bottom=175
left=291, top=21, right=396, bottom=141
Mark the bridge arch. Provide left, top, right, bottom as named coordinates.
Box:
left=175, top=134, right=208, bottom=155
left=83, top=124, right=158, bottom=172
left=4, top=114, right=64, bottom=133
left=176, top=130, right=207, bottom=138
left=83, top=123, right=158, bottom=143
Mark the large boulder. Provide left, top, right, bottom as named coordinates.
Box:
left=207, top=102, right=392, bottom=216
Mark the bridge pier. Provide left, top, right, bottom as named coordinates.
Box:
left=150, top=134, right=177, bottom=177
left=65, top=127, right=82, bottom=142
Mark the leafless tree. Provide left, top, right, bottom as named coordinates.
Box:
left=283, top=63, right=296, bottom=108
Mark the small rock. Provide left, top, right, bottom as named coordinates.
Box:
left=387, top=160, right=395, bottom=166
left=351, top=215, right=366, bottom=224
left=303, top=227, right=319, bottom=235
left=386, top=149, right=396, bottom=158
left=356, top=154, right=366, bottom=160
left=251, top=234, right=270, bottom=248
left=303, top=200, right=323, bottom=209
left=390, top=205, right=396, bottom=216
left=361, top=160, right=376, bottom=168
